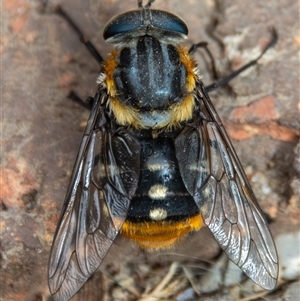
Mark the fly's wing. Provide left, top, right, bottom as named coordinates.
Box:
left=48, top=92, right=141, bottom=301
left=174, top=83, right=278, bottom=290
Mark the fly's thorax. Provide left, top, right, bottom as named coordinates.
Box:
left=98, top=37, right=199, bottom=129
left=113, top=36, right=187, bottom=109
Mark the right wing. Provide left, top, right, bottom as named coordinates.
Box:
left=174, top=83, right=278, bottom=290
left=48, top=92, right=141, bottom=301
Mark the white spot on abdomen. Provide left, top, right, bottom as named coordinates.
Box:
left=149, top=208, right=168, bottom=221
left=148, top=184, right=168, bottom=200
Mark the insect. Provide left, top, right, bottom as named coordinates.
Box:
left=48, top=1, right=279, bottom=300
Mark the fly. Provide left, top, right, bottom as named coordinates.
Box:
left=48, top=1, right=278, bottom=300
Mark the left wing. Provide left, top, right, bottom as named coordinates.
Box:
left=48, top=91, right=141, bottom=301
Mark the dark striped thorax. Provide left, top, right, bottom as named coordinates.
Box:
left=98, top=9, right=200, bottom=130
left=97, top=8, right=203, bottom=248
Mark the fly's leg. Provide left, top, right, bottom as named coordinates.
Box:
left=189, top=41, right=218, bottom=80
left=55, top=6, right=104, bottom=65
left=68, top=91, right=94, bottom=110
left=205, top=27, right=278, bottom=92
left=55, top=6, right=102, bottom=109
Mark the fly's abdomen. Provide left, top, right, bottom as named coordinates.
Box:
left=121, top=133, right=203, bottom=249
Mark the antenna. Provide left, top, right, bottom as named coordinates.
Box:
left=138, top=0, right=155, bottom=9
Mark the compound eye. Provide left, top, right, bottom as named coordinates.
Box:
left=104, top=11, right=143, bottom=41
left=103, top=10, right=188, bottom=41
left=150, top=10, right=188, bottom=36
